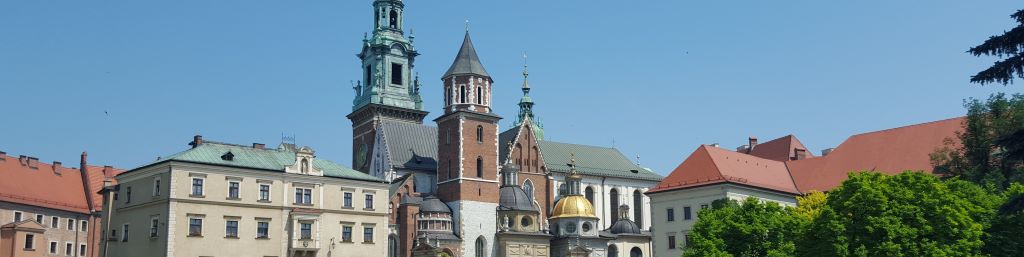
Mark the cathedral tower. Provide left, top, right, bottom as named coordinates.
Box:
left=435, top=31, right=502, bottom=257
left=347, top=0, right=427, bottom=173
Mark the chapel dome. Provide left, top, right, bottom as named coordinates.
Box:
left=608, top=219, right=642, bottom=234
left=499, top=186, right=538, bottom=212
left=550, top=195, right=597, bottom=219
left=419, top=196, right=451, bottom=213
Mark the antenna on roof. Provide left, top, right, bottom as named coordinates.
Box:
left=281, top=133, right=296, bottom=145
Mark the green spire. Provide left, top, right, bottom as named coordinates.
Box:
left=514, top=56, right=544, bottom=140
left=352, top=0, right=422, bottom=112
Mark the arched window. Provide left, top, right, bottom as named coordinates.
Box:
left=633, top=190, right=643, bottom=227
left=476, top=125, right=483, bottom=143
left=476, top=86, right=482, bottom=104
left=558, top=184, right=567, bottom=198
left=301, top=159, right=310, bottom=173
left=523, top=180, right=534, bottom=200
left=460, top=86, right=466, bottom=103
left=389, top=10, right=398, bottom=29
left=476, top=157, right=484, bottom=178
left=447, top=160, right=452, bottom=179
left=388, top=236, right=399, bottom=257
left=475, top=236, right=486, bottom=257
left=585, top=186, right=595, bottom=205
left=610, top=189, right=620, bottom=224
left=608, top=245, right=619, bottom=257
left=630, top=247, right=643, bottom=257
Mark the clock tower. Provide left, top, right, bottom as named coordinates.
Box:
left=347, top=0, right=427, bottom=173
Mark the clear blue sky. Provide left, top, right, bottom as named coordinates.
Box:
left=1, top=0, right=1022, bottom=175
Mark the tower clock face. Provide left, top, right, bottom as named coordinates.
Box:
left=355, top=143, right=369, bottom=169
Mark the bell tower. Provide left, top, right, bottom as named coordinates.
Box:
left=435, top=30, right=501, bottom=257
left=347, top=0, right=427, bottom=173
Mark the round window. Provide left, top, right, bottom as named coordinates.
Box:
left=582, top=222, right=592, bottom=232
left=521, top=216, right=532, bottom=228
left=565, top=222, right=577, bottom=233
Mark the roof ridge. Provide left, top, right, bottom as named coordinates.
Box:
left=541, top=140, right=617, bottom=150
left=849, top=116, right=964, bottom=138
left=700, top=145, right=727, bottom=180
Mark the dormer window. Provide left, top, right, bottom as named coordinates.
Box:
left=300, top=159, right=310, bottom=173
left=221, top=152, right=234, bottom=161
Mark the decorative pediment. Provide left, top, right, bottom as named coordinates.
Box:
left=286, top=146, right=323, bottom=176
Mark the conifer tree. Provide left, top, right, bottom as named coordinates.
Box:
left=969, top=9, right=1024, bottom=85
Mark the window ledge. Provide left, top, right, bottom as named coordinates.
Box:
left=189, top=194, right=205, bottom=198
left=225, top=236, right=239, bottom=239
left=23, top=248, right=35, bottom=251
left=341, top=240, right=353, bottom=244
left=150, top=236, right=159, bottom=240
left=187, top=235, right=203, bottom=238
left=255, top=237, right=270, bottom=240
left=363, top=208, right=375, bottom=211
left=225, top=197, right=241, bottom=201
left=362, top=241, right=375, bottom=244
left=341, top=206, right=354, bottom=210
left=294, top=203, right=313, bottom=206
left=257, top=200, right=272, bottom=203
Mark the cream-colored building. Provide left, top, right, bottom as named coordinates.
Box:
left=100, top=136, right=389, bottom=257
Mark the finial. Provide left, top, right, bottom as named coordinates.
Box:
left=636, top=154, right=641, bottom=165
left=465, top=19, right=470, bottom=32
left=522, top=52, right=529, bottom=78
left=569, top=153, right=576, bottom=169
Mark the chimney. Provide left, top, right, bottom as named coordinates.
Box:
left=821, top=148, right=835, bottom=156
left=103, top=166, right=114, bottom=178
left=253, top=143, right=265, bottom=149
left=736, top=145, right=749, bottom=152
left=0, top=150, right=6, bottom=161
left=18, top=155, right=27, bottom=165
left=53, top=161, right=63, bottom=174
left=189, top=135, right=203, bottom=148
left=27, top=156, right=39, bottom=169
left=79, top=151, right=96, bottom=212
left=747, top=137, right=758, bottom=153
left=793, top=148, right=807, bottom=160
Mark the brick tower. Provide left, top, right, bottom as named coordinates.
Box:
left=347, top=0, right=427, bottom=173
left=435, top=31, right=501, bottom=257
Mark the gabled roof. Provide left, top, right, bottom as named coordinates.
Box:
left=648, top=145, right=799, bottom=195
left=0, top=153, right=122, bottom=214
left=442, top=32, right=489, bottom=78
left=380, top=121, right=439, bottom=171
left=137, top=141, right=381, bottom=182
left=787, top=117, right=963, bottom=192
left=537, top=141, right=662, bottom=181
left=748, top=135, right=814, bottom=162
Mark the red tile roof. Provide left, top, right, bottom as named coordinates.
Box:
left=648, top=145, right=800, bottom=194
left=0, top=152, right=123, bottom=214
left=748, top=135, right=814, bottom=162
left=650, top=117, right=963, bottom=195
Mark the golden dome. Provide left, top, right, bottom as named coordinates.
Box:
left=550, top=195, right=597, bottom=219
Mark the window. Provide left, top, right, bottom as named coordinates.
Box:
left=49, top=241, right=57, bottom=253
left=683, top=206, right=692, bottom=220
left=447, top=160, right=452, bottom=179
left=476, top=157, right=483, bottom=178
left=79, top=244, right=86, bottom=256
left=121, top=224, right=129, bottom=242
left=523, top=180, right=534, bottom=200
left=153, top=177, right=160, bottom=196
left=259, top=184, right=270, bottom=201
left=126, top=186, right=132, bottom=203
left=630, top=247, right=643, bottom=257
left=257, top=222, right=269, bottom=239
left=363, top=227, right=374, bottom=243
left=475, top=236, right=486, bottom=257
left=391, top=63, right=402, bottom=85
left=228, top=181, right=240, bottom=199
left=610, top=189, right=620, bottom=223
left=476, top=125, right=483, bottom=143
left=300, top=223, right=312, bottom=239
left=344, top=192, right=353, bottom=208
left=668, top=235, right=677, bottom=249
left=225, top=220, right=238, bottom=238
left=191, top=178, right=204, bottom=196
left=634, top=190, right=644, bottom=227
left=295, top=188, right=312, bottom=204
left=189, top=218, right=202, bottom=236
left=476, top=86, right=482, bottom=104
left=364, top=194, right=374, bottom=209
left=460, top=86, right=466, bottom=103
left=342, top=226, right=353, bottom=242
left=65, top=243, right=72, bottom=255
left=609, top=245, right=619, bottom=257
left=150, top=218, right=159, bottom=237
left=24, top=234, right=34, bottom=249
left=51, top=217, right=58, bottom=228
left=585, top=187, right=595, bottom=204
left=388, top=10, right=398, bottom=29
left=80, top=220, right=88, bottom=231
left=13, top=211, right=21, bottom=222
left=109, top=229, right=116, bottom=239
left=666, top=208, right=675, bottom=222
left=700, top=204, right=708, bottom=210
left=67, top=218, right=75, bottom=231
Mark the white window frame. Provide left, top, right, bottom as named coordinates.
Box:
left=364, top=193, right=375, bottom=210
left=187, top=215, right=204, bottom=237
left=150, top=217, right=160, bottom=238
left=12, top=211, right=22, bottom=222
left=294, top=187, right=312, bottom=205
left=80, top=220, right=88, bottom=231
left=191, top=177, right=205, bottom=197
left=64, top=242, right=73, bottom=256
left=227, top=180, right=241, bottom=199
left=49, top=241, right=57, bottom=254
left=51, top=216, right=59, bottom=229
left=121, top=224, right=130, bottom=242
left=67, top=218, right=75, bottom=231
left=35, top=214, right=44, bottom=225
left=78, top=243, right=87, bottom=257
left=258, top=183, right=271, bottom=201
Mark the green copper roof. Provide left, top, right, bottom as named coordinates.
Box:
left=148, top=141, right=382, bottom=182
left=537, top=141, right=662, bottom=181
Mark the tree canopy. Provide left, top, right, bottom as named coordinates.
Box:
left=932, top=93, right=1024, bottom=190
left=683, top=198, right=808, bottom=257
left=969, top=9, right=1024, bottom=85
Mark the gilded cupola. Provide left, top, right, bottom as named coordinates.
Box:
left=550, top=154, right=597, bottom=218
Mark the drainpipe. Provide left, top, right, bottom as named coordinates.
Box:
left=600, top=177, right=606, bottom=229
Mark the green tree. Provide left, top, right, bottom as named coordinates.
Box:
left=794, top=191, right=826, bottom=221
left=797, top=172, right=990, bottom=257
left=969, top=9, right=1024, bottom=85
left=684, top=197, right=806, bottom=257
left=984, top=183, right=1024, bottom=256
left=932, top=93, right=1024, bottom=189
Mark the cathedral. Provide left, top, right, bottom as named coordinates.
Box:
left=344, top=1, right=662, bottom=257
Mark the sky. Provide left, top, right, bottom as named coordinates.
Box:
left=1, top=0, right=1022, bottom=176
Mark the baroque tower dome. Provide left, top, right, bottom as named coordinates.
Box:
left=550, top=154, right=597, bottom=218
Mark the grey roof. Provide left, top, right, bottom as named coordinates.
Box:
left=422, top=232, right=461, bottom=241
left=442, top=32, right=489, bottom=78
left=498, top=126, right=522, bottom=164
left=607, top=219, right=641, bottom=235
left=499, top=186, right=537, bottom=212
left=390, top=173, right=413, bottom=197
left=419, top=196, right=451, bottom=213
left=537, top=141, right=663, bottom=181
left=380, top=121, right=438, bottom=171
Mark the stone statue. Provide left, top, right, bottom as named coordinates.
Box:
left=413, top=73, right=421, bottom=95
left=501, top=215, right=511, bottom=231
